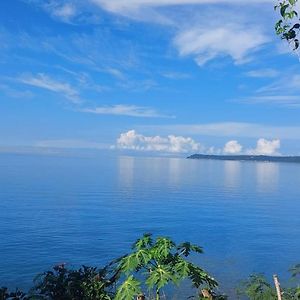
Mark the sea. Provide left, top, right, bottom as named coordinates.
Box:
left=0, top=152, right=300, bottom=296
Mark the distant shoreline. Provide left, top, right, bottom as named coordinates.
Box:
left=187, top=154, right=300, bottom=163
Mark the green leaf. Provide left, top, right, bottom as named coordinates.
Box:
left=133, top=233, right=153, bottom=250
left=280, top=3, right=290, bottom=18
left=145, top=265, right=176, bottom=290
left=152, top=237, right=175, bottom=260
left=188, top=264, right=218, bottom=289
left=120, top=254, right=140, bottom=273
left=289, top=0, right=297, bottom=5
left=135, top=249, right=152, bottom=266
left=174, top=258, right=190, bottom=279
left=177, top=242, right=203, bottom=257
left=114, top=276, right=142, bottom=300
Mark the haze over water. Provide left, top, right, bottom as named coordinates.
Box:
left=1, top=153, right=300, bottom=294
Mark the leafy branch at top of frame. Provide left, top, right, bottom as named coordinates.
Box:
left=275, top=0, right=300, bottom=50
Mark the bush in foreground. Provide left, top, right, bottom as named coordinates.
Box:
left=2, top=233, right=300, bottom=299
left=0, top=234, right=225, bottom=300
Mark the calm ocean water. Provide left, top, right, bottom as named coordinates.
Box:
left=1, top=153, right=300, bottom=294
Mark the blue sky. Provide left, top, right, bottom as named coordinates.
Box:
left=1, top=0, right=300, bottom=156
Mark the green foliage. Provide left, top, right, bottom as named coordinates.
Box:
left=0, top=287, right=28, bottom=300
left=117, top=233, right=218, bottom=300
left=114, top=276, right=142, bottom=300
left=236, top=265, right=300, bottom=300
left=275, top=0, right=300, bottom=50
left=236, top=274, right=276, bottom=300
left=31, top=264, right=118, bottom=300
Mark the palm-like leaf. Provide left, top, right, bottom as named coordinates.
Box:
left=114, top=276, right=142, bottom=300
left=146, top=265, right=176, bottom=290
left=177, top=242, right=203, bottom=257
left=152, top=237, right=175, bottom=260
left=133, top=233, right=153, bottom=251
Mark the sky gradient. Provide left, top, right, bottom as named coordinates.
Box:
left=1, top=0, right=300, bottom=156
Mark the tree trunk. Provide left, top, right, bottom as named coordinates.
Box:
left=201, top=288, right=213, bottom=299
left=273, top=274, right=282, bottom=300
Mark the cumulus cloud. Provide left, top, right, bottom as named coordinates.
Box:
left=247, top=138, right=281, bottom=155
left=116, top=130, right=203, bottom=153
left=115, top=132, right=282, bottom=156
left=223, top=140, right=242, bottom=154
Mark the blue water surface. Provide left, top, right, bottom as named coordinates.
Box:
left=0, top=153, right=300, bottom=295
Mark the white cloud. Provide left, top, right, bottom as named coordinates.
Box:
left=19, top=73, right=80, bottom=103
left=91, top=0, right=271, bottom=66
left=247, top=138, right=281, bottom=155
left=116, top=130, right=203, bottom=153
left=223, top=140, right=242, bottom=154
left=245, top=69, right=279, bottom=78
left=35, top=139, right=108, bottom=149
left=240, top=95, right=300, bottom=107
left=79, top=105, right=173, bottom=118
left=174, top=25, right=268, bottom=65
left=240, top=72, right=300, bottom=107
left=141, top=122, right=300, bottom=140
left=162, top=72, right=191, bottom=79
left=0, top=83, right=34, bottom=99
left=49, top=3, right=77, bottom=21
left=92, top=0, right=272, bottom=13
left=30, top=0, right=78, bottom=22
left=115, top=131, right=282, bottom=156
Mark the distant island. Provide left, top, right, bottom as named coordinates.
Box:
left=187, top=154, right=300, bottom=163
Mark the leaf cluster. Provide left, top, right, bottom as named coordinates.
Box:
left=236, top=264, right=300, bottom=300
left=116, top=234, right=218, bottom=300
left=31, top=264, right=119, bottom=300
left=275, top=0, right=300, bottom=50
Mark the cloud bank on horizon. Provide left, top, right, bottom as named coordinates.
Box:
left=115, top=130, right=281, bottom=155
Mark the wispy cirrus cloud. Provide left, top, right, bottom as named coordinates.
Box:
left=240, top=95, right=300, bottom=107
left=91, top=0, right=271, bottom=66
left=239, top=71, right=300, bottom=108
left=174, top=24, right=268, bottom=66
left=161, top=71, right=191, bottom=80
left=45, top=2, right=77, bottom=22
left=245, top=68, right=279, bottom=78
left=35, top=139, right=109, bottom=149
left=0, top=83, right=34, bottom=99
left=79, top=105, right=174, bottom=118
left=19, top=73, right=81, bottom=103
left=140, top=122, right=300, bottom=140
left=26, top=0, right=78, bottom=23
left=92, top=0, right=273, bottom=13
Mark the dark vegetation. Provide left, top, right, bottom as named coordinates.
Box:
left=186, top=154, right=300, bottom=163
left=1, top=234, right=300, bottom=300
left=275, top=0, right=300, bottom=50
